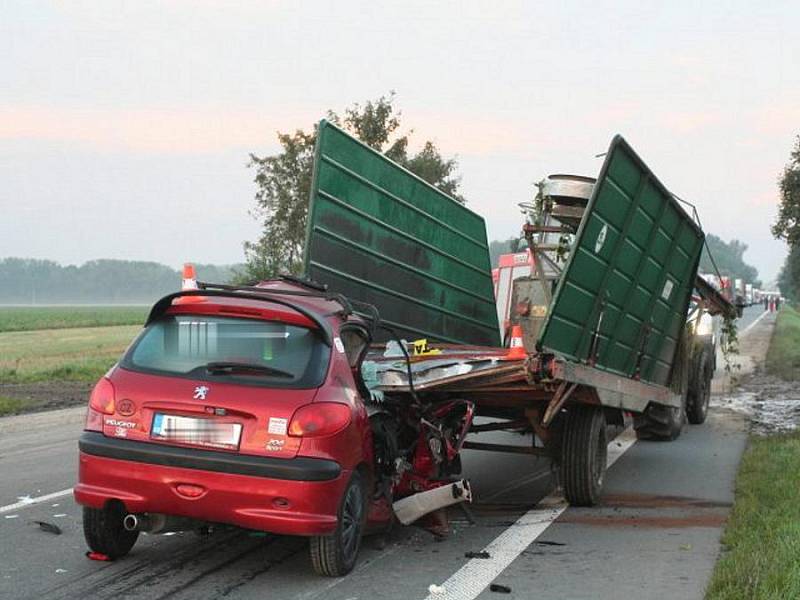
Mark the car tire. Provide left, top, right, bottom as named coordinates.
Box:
left=686, top=346, right=713, bottom=425
left=83, top=504, right=139, bottom=559
left=560, top=405, right=607, bottom=507
left=310, top=472, right=366, bottom=577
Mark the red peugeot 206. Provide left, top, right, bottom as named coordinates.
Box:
left=74, top=274, right=474, bottom=576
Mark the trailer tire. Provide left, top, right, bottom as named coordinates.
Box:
left=634, top=402, right=684, bottom=441
left=560, top=405, right=607, bottom=506
left=83, top=503, right=139, bottom=559
left=310, top=472, right=366, bottom=577
left=686, top=346, right=713, bottom=425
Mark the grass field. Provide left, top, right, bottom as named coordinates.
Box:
left=707, top=305, right=800, bottom=599
left=0, top=324, right=142, bottom=384
left=765, top=305, right=800, bottom=380
left=0, top=305, right=147, bottom=333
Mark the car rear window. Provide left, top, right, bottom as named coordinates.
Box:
left=121, top=315, right=329, bottom=388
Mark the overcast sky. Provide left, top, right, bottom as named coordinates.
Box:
left=1, top=0, right=797, bottom=284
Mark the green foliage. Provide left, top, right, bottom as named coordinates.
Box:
left=0, top=396, right=26, bottom=417
left=772, top=135, right=800, bottom=246
left=244, top=129, right=316, bottom=279
left=242, top=92, right=465, bottom=282
left=706, top=433, right=800, bottom=599
left=777, top=244, right=800, bottom=302
left=699, top=234, right=760, bottom=287
left=0, top=258, right=238, bottom=304
left=0, top=306, right=147, bottom=332
left=766, top=305, right=800, bottom=380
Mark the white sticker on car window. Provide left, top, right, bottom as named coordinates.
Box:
left=268, top=417, right=287, bottom=435
left=334, top=337, right=345, bottom=353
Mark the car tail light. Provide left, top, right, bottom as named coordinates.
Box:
left=288, top=403, right=351, bottom=438
left=85, top=378, right=115, bottom=431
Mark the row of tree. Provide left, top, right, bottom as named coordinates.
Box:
left=0, top=258, right=238, bottom=304
left=774, top=137, right=800, bottom=301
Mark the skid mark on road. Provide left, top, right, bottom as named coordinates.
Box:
left=0, top=488, right=73, bottom=514
left=422, top=429, right=637, bottom=600
left=31, top=530, right=302, bottom=600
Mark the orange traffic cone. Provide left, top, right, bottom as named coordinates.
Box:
left=181, top=263, right=199, bottom=291
left=505, top=325, right=527, bottom=360
left=175, top=263, right=204, bottom=304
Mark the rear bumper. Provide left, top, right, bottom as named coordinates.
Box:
left=75, top=432, right=347, bottom=536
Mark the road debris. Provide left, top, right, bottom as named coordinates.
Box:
left=4, top=514, right=19, bottom=519
left=55, top=569, right=67, bottom=574
left=490, top=583, right=512, bottom=594
left=86, top=551, right=111, bottom=561
left=464, top=550, right=491, bottom=559
left=535, top=540, right=566, bottom=546
left=428, top=583, right=446, bottom=595
left=33, top=521, right=62, bottom=535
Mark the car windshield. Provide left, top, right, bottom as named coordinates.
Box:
left=122, top=315, right=329, bottom=388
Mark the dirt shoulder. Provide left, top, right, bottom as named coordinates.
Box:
left=0, top=380, right=92, bottom=416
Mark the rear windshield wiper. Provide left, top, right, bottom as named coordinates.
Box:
left=204, top=361, right=294, bottom=378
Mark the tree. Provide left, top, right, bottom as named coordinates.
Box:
left=773, top=135, right=800, bottom=302
left=699, top=234, right=761, bottom=287
left=242, top=93, right=465, bottom=281
left=777, top=245, right=800, bottom=301
left=772, top=135, right=800, bottom=246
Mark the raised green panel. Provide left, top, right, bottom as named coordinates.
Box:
left=304, top=120, right=500, bottom=346
left=537, top=135, right=704, bottom=387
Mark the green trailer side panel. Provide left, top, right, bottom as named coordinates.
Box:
left=304, top=120, right=500, bottom=346
left=537, top=135, right=704, bottom=387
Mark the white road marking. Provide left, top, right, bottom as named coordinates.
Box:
left=0, top=488, right=73, bottom=514
left=740, top=309, right=769, bottom=337
left=423, top=429, right=637, bottom=600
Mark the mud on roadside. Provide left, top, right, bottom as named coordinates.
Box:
left=712, top=367, right=800, bottom=435
left=0, top=381, right=92, bottom=415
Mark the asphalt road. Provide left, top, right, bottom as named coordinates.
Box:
left=0, top=305, right=767, bottom=600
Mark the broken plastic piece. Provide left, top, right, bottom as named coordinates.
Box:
left=490, top=583, right=512, bottom=594
left=86, top=551, right=111, bottom=561
left=428, top=584, right=446, bottom=595
left=465, top=550, right=490, bottom=559
left=393, top=480, right=472, bottom=525
left=34, top=520, right=62, bottom=535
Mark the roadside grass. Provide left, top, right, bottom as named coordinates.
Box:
left=0, top=395, right=26, bottom=417
left=0, top=324, right=141, bottom=384
left=765, top=305, right=800, bottom=380
left=706, top=434, right=800, bottom=599
left=0, top=306, right=147, bottom=333
left=707, top=305, right=800, bottom=599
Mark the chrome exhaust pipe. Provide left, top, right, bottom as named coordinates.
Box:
left=123, top=513, right=140, bottom=532
left=123, top=513, right=200, bottom=534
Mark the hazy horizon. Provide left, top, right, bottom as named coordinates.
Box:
left=2, top=1, right=797, bottom=284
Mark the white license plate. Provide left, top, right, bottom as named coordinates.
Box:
left=151, top=413, right=242, bottom=450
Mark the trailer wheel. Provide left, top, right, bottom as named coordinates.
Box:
left=634, top=401, right=685, bottom=441
left=83, top=503, right=139, bottom=559
left=560, top=405, right=607, bottom=506
left=310, top=472, right=366, bottom=577
left=686, top=346, right=713, bottom=425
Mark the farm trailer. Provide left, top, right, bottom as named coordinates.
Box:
left=303, top=121, right=735, bottom=506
